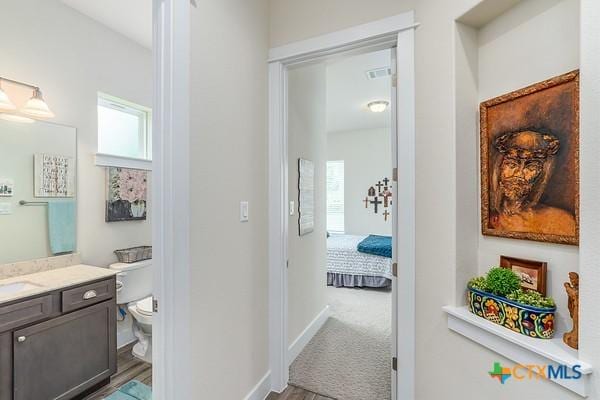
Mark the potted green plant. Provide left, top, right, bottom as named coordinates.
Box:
left=467, top=267, right=556, bottom=339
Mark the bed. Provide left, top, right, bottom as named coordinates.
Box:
left=327, top=234, right=392, bottom=288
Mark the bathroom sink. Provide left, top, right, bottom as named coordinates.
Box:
left=0, top=282, right=42, bottom=295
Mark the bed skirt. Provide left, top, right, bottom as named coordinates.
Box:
left=327, top=272, right=391, bottom=288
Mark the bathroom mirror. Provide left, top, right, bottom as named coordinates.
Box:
left=0, top=119, right=77, bottom=265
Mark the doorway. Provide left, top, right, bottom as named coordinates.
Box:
left=285, top=48, right=394, bottom=400
left=268, top=11, right=416, bottom=400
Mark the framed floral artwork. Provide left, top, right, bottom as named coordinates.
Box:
left=106, top=167, right=148, bottom=222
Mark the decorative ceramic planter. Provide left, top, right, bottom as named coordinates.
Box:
left=130, top=202, right=146, bottom=218
left=467, top=287, right=556, bottom=339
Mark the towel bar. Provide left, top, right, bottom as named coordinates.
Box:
left=19, top=200, right=48, bottom=206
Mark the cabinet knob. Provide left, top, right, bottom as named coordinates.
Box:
left=83, top=290, right=97, bottom=300
left=17, top=336, right=26, bottom=343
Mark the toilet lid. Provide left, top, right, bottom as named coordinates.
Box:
left=136, top=296, right=153, bottom=316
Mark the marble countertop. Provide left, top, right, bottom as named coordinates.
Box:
left=0, top=264, right=117, bottom=305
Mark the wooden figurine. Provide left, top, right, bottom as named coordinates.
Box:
left=563, top=272, right=579, bottom=350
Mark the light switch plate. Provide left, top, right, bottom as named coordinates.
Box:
left=289, top=201, right=295, bottom=216
left=240, top=201, right=249, bottom=222
left=0, top=203, right=11, bottom=215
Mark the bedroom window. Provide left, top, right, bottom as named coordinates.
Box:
left=327, top=160, right=345, bottom=233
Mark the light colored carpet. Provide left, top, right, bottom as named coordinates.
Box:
left=289, top=286, right=391, bottom=400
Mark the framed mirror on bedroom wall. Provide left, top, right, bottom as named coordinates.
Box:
left=0, top=118, right=77, bottom=264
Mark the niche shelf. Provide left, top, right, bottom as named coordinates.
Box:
left=444, top=305, right=591, bottom=397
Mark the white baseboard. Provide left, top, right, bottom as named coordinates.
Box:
left=287, top=305, right=330, bottom=366
left=243, top=370, right=272, bottom=400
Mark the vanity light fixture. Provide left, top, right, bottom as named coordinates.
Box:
left=0, top=77, right=55, bottom=120
left=21, top=88, right=55, bottom=118
left=367, top=100, right=389, bottom=113
left=0, top=83, right=16, bottom=111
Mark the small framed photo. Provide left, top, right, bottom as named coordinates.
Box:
left=500, top=256, right=548, bottom=296
left=0, top=179, right=14, bottom=197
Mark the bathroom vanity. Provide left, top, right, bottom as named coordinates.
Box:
left=0, top=265, right=117, bottom=400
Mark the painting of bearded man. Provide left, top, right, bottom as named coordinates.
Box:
left=481, top=71, right=579, bottom=245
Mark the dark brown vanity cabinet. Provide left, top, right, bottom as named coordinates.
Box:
left=0, top=277, right=116, bottom=400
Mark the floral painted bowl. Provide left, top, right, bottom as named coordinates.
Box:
left=467, top=287, right=556, bottom=339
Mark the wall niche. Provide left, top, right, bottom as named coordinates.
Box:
left=450, top=0, right=586, bottom=396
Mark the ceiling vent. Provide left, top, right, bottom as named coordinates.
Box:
left=365, top=67, right=392, bottom=80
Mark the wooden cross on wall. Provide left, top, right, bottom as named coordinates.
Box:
left=370, top=197, right=382, bottom=214
left=383, top=210, right=390, bottom=221
left=382, top=190, right=392, bottom=207
left=363, top=197, right=369, bottom=208
left=375, top=181, right=384, bottom=193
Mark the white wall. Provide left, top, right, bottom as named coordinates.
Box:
left=328, top=128, right=392, bottom=236
left=476, top=0, right=580, bottom=332
left=0, top=0, right=152, bottom=268
left=189, top=1, right=270, bottom=398
left=287, top=63, right=329, bottom=346
left=417, top=0, right=581, bottom=398
left=579, top=0, right=600, bottom=397
left=269, top=0, right=415, bottom=47
left=272, top=0, right=585, bottom=399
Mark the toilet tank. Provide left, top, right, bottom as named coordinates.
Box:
left=109, top=259, right=153, bottom=304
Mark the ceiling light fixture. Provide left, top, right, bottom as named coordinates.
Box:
left=367, top=100, right=389, bottom=113
left=0, top=77, right=55, bottom=120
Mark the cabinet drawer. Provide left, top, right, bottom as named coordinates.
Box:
left=0, top=295, right=53, bottom=333
left=62, top=278, right=115, bottom=313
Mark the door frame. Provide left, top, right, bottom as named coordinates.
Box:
left=268, top=12, right=418, bottom=399
left=152, top=1, right=192, bottom=399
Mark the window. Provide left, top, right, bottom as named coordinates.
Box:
left=97, top=93, right=152, bottom=161
left=327, top=160, right=345, bottom=233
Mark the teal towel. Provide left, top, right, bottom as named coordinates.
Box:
left=119, top=380, right=152, bottom=400
left=48, top=200, right=76, bottom=255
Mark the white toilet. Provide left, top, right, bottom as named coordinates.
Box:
left=110, top=259, right=153, bottom=363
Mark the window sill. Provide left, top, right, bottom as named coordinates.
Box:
left=444, top=305, right=591, bottom=397
left=95, top=153, right=152, bottom=171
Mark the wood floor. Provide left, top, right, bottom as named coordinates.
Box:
left=266, top=385, right=335, bottom=400
left=84, top=343, right=152, bottom=400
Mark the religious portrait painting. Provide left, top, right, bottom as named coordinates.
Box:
left=480, top=70, right=579, bottom=245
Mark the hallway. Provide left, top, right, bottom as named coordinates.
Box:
left=289, top=287, right=391, bottom=400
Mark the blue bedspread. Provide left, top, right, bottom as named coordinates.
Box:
left=357, top=235, right=392, bottom=258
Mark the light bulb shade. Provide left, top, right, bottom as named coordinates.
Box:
left=0, top=113, right=35, bottom=124
left=367, top=100, right=389, bottom=113
left=21, top=88, right=54, bottom=118
left=0, top=87, right=16, bottom=111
